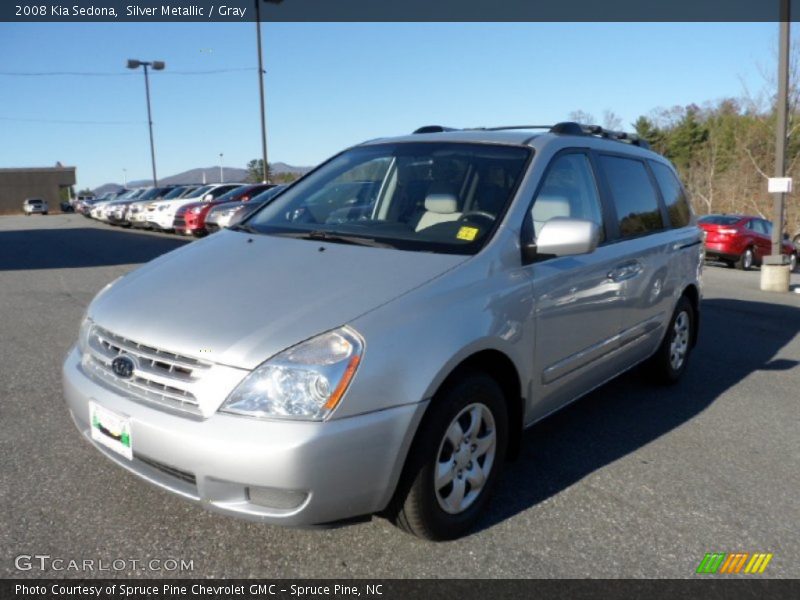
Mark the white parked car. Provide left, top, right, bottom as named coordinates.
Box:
left=91, top=189, right=148, bottom=220
left=129, top=186, right=198, bottom=229
left=146, top=184, right=243, bottom=232
left=23, top=197, right=48, bottom=215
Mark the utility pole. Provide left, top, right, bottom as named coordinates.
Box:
left=254, top=1, right=282, bottom=183
left=122, top=168, right=127, bottom=188
left=771, top=0, right=790, bottom=258
left=219, top=153, right=224, bottom=183
left=762, top=0, right=793, bottom=292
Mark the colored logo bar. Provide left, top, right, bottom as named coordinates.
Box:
left=696, top=552, right=773, bottom=574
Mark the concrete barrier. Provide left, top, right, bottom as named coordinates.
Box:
left=760, top=264, right=791, bottom=292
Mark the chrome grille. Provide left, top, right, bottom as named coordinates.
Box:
left=83, top=325, right=210, bottom=416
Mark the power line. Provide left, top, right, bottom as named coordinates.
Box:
left=0, top=116, right=143, bottom=125
left=0, top=67, right=256, bottom=77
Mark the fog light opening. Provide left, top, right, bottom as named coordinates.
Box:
left=246, top=486, right=307, bottom=510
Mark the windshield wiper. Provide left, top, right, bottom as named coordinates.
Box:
left=279, top=229, right=395, bottom=248
left=228, top=223, right=259, bottom=234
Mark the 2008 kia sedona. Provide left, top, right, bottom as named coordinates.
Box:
left=63, top=122, right=702, bottom=540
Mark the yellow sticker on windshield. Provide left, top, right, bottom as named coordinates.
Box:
left=456, top=226, right=479, bottom=241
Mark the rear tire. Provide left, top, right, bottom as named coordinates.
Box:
left=736, top=247, right=754, bottom=271
left=648, top=296, right=694, bottom=385
left=390, top=373, right=508, bottom=540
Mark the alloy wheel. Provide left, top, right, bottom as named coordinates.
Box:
left=669, top=311, right=690, bottom=371
left=434, top=403, right=496, bottom=515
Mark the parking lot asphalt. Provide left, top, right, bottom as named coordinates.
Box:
left=1, top=214, right=799, bottom=579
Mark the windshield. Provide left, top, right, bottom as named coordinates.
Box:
left=162, top=186, right=187, bottom=199
left=183, top=185, right=213, bottom=199
left=249, top=185, right=286, bottom=204
left=245, top=143, right=530, bottom=254
left=214, top=185, right=252, bottom=203
left=139, top=187, right=165, bottom=201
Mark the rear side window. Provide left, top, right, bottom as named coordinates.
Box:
left=752, top=219, right=769, bottom=235
left=650, top=162, right=692, bottom=228
left=599, top=155, right=664, bottom=237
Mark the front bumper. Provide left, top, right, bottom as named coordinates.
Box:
left=148, top=211, right=176, bottom=230
left=62, top=347, right=425, bottom=526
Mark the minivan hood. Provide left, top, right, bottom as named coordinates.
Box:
left=89, top=231, right=466, bottom=370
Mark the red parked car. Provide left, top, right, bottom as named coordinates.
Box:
left=699, top=214, right=797, bottom=272
left=173, top=184, right=274, bottom=236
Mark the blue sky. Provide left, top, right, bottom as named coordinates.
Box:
left=0, top=22, right=779, bottom=189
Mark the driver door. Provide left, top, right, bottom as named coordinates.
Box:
left=525, top=151, right=627, bottom=421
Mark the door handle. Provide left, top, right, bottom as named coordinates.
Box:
left=607, top=261, right=643, bottom=282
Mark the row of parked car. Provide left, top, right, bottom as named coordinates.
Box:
left=72, top=182, right=287, bottom=236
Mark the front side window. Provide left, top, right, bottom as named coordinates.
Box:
left=529, top=153, right=604, bottom=241
left=599, top=155, right=664, bottom=237
left=245, top=142, right=531, bottom=254
left=650, top=161, right=692, bottom=228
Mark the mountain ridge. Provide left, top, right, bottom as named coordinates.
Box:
left=93, top=162, right=312, bottom=194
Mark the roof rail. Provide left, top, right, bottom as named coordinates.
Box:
left=549, top=121, right=651, bottom=149
left=413, top=124, right=551, bottom=134
left=479, top=125, right=552, bottom=131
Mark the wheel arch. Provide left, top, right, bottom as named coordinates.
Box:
left=425, top=349, right=525, bottom=461
left=680, top=283, right=700, bottom=348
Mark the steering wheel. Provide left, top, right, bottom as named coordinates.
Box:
left=459, top=211, right=497, bottom=223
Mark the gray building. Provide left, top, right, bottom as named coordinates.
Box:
left=0, top=166, right=76, bottom=214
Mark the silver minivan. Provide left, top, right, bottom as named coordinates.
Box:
left=63, top=123, right=702, bottom=540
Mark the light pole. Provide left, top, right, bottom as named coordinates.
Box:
left=255, top=0, right=283, bottom=183
left=761, top=0, right=792, bottom=292
left=127, top=59, right=165, bottom=187
left=122, top=168, right=127, bottom=188
left=219, top=153, right=224, bottom=183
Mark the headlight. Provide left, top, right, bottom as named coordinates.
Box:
left=220, top=327, right=364, bottom=421
left=78, top=316, right=93, bottom=354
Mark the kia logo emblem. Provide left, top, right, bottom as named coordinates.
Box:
left=111, top=355, right=135, bottom=379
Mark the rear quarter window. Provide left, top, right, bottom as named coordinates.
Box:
left=598, top=154, right=664, bottom=237
left=650, top=161, right=692, bottom=228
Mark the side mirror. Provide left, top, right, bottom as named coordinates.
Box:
left=522, top=217, right=600, bottom=264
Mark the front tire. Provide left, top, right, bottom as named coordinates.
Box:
left=648, top=296, right=694, bottom=384
left=390, top=374, right=508, bottom=540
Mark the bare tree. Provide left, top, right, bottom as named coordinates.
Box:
left=602, top=110, right=623, bottom=131
left=568, top=110, right=596, bottom=125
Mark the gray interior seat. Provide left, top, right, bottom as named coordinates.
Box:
left=415, top=193, right=462, bottom=231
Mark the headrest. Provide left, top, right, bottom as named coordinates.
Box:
left=424, top=194, right=458, bottom=214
